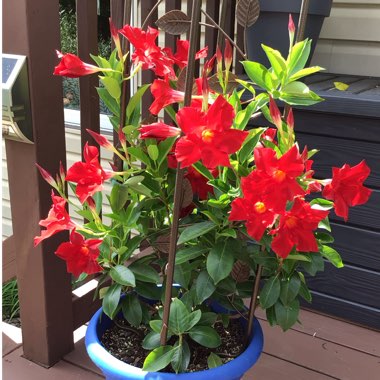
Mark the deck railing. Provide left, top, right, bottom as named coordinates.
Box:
left=2, top=0, right=242, bottom=367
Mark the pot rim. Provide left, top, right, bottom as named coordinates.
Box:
left=85, top=306, right=264, bottom=379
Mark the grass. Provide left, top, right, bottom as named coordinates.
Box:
left=2, top=279, right=20, bottom=322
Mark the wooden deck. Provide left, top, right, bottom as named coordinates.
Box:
left=3, top=308, right=379, bottom=380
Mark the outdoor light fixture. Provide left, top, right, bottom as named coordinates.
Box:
left=2, top=54, right=33, bottom=143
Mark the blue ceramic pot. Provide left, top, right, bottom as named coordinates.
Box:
left=85, top=305, right=263, bottom=380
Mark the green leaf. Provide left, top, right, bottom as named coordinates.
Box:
left=189, top=326, right=221, bottom=348
left=121, top=293, right=142, bottom=327
left=299, top=279, right=312, bottom=303
left=109, top=183, right=129, bottom=212
left=177, top=221, right=216, bottom=245
left=289, top=66, right=324, bottom=82
left=275, top=299, right=300, bottom=331
left=198, top=312, right=217, bottom=326
left=287, top=39, right=311, bottom=76
left=135, top=281, right=162, bottom=300
left=175, top=245, right=208, bottom=265
left=126, top=84, right=150, bottom=120
left=157, top=137, right=176, bottom=167
left=143, top=345, right=175, bottom=372
left=171, top=340, right=191, bottom=374
left=192, top=162, right=214, bottom=180
left=266, top=306, right=277, bottom=326
left=195, top=270, right=216, bottom=304
left=110, top=265, right=136, bottom=287
left=97, top=88, right=120, bottom=116
left=174, top=263, right=193, bottom=289
left=147, top=144, right=159, bottom=161
left=318, top=216, right=331, bottom=232
left=234, top=93, right=269, bottom=130
left=207, top=239, right=235, bottom=284
left=280, top=275, right=301, bottom=305
left=280, top=86, right=323, bottom=106
left=315, top=232, right=334, bottom=244
left=149, top=319, right=162, bottom=334
left=310, top=198, right=334, bottom=210
left=207, top=352, right=223, bottom=369
left=168, top=298, right=191, bottom=334
left=260, top=276, right=281, bottom=309
left=261, top=44, right=287, bottom=80
left=100, top=76, right=121, bottom=100
left=242, top=61, right=273, bottom=91
left=334, top=81, right=349, bottom=91
left=238, top=128, right=265, bottom=163
left=142, top=331, right=161, bottom=350
left=102, top=283, right=122, bottom=319
left=285, top=254, right=311, bottom=262
left=321, top=245, right=344, bottom=268
left=301, top=253, right=325, bottom=276
left=187, top=310, right=202, bottom=331
left=128, top=147, right=151, bottom=166
left=129, top=263, right=160, bottom=283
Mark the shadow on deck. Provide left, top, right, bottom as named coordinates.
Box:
left=3, top=308, right=379, bottom=380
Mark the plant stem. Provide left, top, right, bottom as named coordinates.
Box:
left=201, top=9, right=247, bottom=60
left=245, top=264, right=263, bottom=346
left=160, top=0, right=202, bottom=346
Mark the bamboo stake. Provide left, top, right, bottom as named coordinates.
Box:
left=160, top=0, right=202, bottom=346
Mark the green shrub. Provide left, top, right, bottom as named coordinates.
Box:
left=2, top=279, right=20, bottom=322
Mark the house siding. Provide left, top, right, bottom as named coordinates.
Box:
left=311, top=0, right=380, bottom=76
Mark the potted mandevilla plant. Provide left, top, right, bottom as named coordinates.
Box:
left=34, top=3, right=371, bottom=380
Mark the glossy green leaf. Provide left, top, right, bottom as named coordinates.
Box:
left=242, top=61, right=273, bottom=91
left=321, top=245, right=344, bottom=268
left=175, top=245, right=208, bottom=265
left=142, top=331, right=161, bottom=350
left=129, top=263, right=160, bottom=283
left=168, top=298, right=191, bottom=334
left=177, top=221, right=216, bottom=245
left=301, top=253, right=325, bottom=276
left=261, top=44, right=287, bottom=80
left=109, top=183, right=129, bottom=212
left=287, top=39, right=311, bottom=76
left=97, top=88, right=120, bottom=116
left=285, top=254, right=311, bottom=262
left=128, top=147, right=151, bottom=166
left=207, top=239, right=235, bottom=284
left=195, top=270, right=216, bottom=304
left=275, top=299, right=300, bottom=331
left=207, top=352, right=223, bottom=369
left=147, top=144, right=159, bottom=161
left=158, top=137, right=176, bottom=167
left=126, top=84, right=150, bottom=120
left=280, top=275, right=301, bottom=305
left=266, top=306, right=277, bottom=326
left=289, top=66, right=324, bottom=82
left=174, top=263, right=192, bottom=289
left=143, top=345, right=175, bottom=372
left=102, top=283, right=122, bottom=319
left=192, top=162, right=214, bottom=180
left=110, top=265, right=136, bottom=287
left=238, top=128, right=265, bottom=163
left=171, top=340, right=191, bottom=374
left=298, top=280, right=312, bottom=303
left=121, top=293, right=142, bottom=327
left=259, top=276, right=280, bottom=309
left=100, top=76, right=121, bottom=100
left=198, top=312, right=217, bottom=326
left=189, top=326, right=221, bottom=348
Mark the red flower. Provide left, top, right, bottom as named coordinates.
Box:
left=119, top=25, right=175, bottom=78
left=185, top=167, right=217, bottom=200
left=229, top=197, right=277, bottom=242
left=34, top=191, right=75, bottom=246
left=322, top=161, right=371, bottom=221
left=55, top=230, right=103, bottom=277
left=53, top=51, right=101, bottom=78
left=66, top=143, right=113, bottom=203
left=139, top=123, right=181, bottom=140
left=149, top=79, right=185, bottom=115
left=164, top=40, right=208, bottom=70
left=271, top=198, right=329, bottom=258
left=175, top=96, right=248, bottom=168
left=244, top=145, right=305, bottom=211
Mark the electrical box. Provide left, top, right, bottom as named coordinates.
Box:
left=2, top=54, right=33, bottom=143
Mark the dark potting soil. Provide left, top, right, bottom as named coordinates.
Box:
left=101, top=318, right=245, bottom=373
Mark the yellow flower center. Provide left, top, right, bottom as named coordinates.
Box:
left=254, top=201, right=266, bottom=214
left=285, top=216, right=298, bottom=228
left=273, top=169, right=286, bottom=182
left=80, top=246, right=90, bottom=256
left=201, top=129, right=214, bottom=143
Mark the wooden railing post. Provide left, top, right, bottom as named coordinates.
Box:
left=3, top=0, right=74, bottom=366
